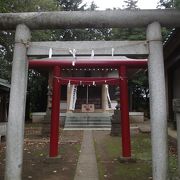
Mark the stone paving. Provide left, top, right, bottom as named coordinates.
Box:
left=74, top=130, right=99, bottom=180
left=65, top=120, right=177, bottom=180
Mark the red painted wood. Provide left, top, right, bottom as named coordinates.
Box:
left=119, top=65, right=131, bottom=158
left=29, top=59, right=147, bottom=68
left=59, top=77, right=119, bottom=85
left=49, top=66, right=61, bottom=157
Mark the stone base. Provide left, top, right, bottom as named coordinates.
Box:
left=31, top=112, right=46, bottom=123
left=41, top=121, right=51, bottom=137
left=118, top=157, right=137, bottom=163
left=110, top=123, right=121, bottom=136
left=129, top=112, right=144, bottom=123
left=111, top=126, right=139, bottom=137
left=130, top=126, right=140, bottom=136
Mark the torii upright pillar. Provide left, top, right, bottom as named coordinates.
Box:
left=5, top=24, right=31, bottom=180
left=147, top=22, right=168, bottom=180
left=119, top=65, right=131, bottom=158
left=49, top=66, right=61, bottom=157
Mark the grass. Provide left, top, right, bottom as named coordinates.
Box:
left=94, top=132, right=179, bottom=180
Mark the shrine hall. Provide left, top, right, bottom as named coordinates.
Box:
left=28, top=41, right=147, bottom=130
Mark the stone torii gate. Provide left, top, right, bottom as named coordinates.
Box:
left=1, top=9, right=180, bottom=180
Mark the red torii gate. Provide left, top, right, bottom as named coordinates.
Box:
left=29, top=58, right=147, bottom=158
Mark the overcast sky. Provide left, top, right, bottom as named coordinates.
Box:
left=84, top=0, right=159, bottom=9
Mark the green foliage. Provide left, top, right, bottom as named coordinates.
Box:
left=57, top=0, right=86, bottom=11
left=0, top=0, right=59, bottom=118
left=175, top=0, right=180, bottom=8
left=0, top=0, right=58, bottom=12
left=157, top=0, right=174, bottom=8
left=0, top=57, right=11, bottom=80
left=110, top=0, right=148, bottom=113
left=0, top=0, right=59, bottom=80
left=157, top=0, right=180, bottom=8
left=0, top=0, right=150, bottom=116
left=129, top=71, right=149, bottom=114
left=112, top=0, right=145, bottom=41
left=94, top=133, right=152, bottom=180
left=27, top=70, right=48, bottom=112
left=157, top=0, right=179, bottom=41
left=51, top=1, right=110, bottom=41
left=111, top=27, right=146, bottom=41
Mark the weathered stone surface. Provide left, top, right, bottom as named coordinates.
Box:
left=110, top=109, right=121, bottom=136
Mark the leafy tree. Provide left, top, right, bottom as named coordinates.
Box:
left=122, top=0, right=139, bottom=9
left=57, top=0, right=86, bottom=11
left=157, top=0, right=179, bottom=40
left=0, top=0, right=150, bottom=116
left=129, top=71, right=149, bottom=115
left=111, top=0, right=149, bottom=113
left=52, top=0, right=110, bottom=41
left=0, top=0, right=111, bottom=117
left=112, top=0, right=145, bottom=41
left=0, top=0, right=59, bottom=80
left=175, top=0, right=180, bottom=7
left=157, top=0, right=174, bottom=8
left=157, top=0, right=180, bottom=8
left=28, top=70, right=48, bottom=112
left=0, top=0, right=59, bottom=119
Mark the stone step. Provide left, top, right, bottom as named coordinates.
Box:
left=66, top=112, right=113, bottom=117
left=65, top=124, right=111, bottom=128
left=65, top=113, right=112, bottom=129
left=65, top=118, right=111, bottom=122
left=65, top=122, right=111, bottom=125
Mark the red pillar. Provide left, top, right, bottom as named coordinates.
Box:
left=119, top=65, right=131, bottom=158
left=49, top=66, right=61, bottom=157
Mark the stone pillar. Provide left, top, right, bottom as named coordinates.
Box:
left=173, top=99, right=180, bottom=175
left=147, top=22, right=168, bottom=180
left=177, top=113, right=180, bottom=175
left=42, top=71, right=53, bottom=136
left=5, top=24, right=31, bottom=180
left=102, top=84, right=108, bottom=111
left=110, top=86, right=121, bottom=136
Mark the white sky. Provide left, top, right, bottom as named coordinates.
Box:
left=84, top=0, right=159, bottom=9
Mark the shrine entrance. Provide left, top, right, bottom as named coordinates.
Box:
left=2, top=10, right=180, bottom=180
left=29, top=56, right=147, bottom=158
left=76, top=85, right=102, bottom=110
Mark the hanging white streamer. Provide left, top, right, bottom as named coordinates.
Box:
left=69, top=85, right=77, bottom=110
left=91, top=49, right=94, bottom=58
left=106, top=85, right=112, bottom=109
left=111, top=48, right=114, bottom=57
left=49, top=48, right=53, bottom=58
left=69, top=48, right=76, bottom=66
left=72, top=49, right=76, bottom=58
left=72, top=61, right=75, bottom=66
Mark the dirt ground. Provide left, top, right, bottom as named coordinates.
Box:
left=0, top=130, right=83, bottom=180
left=0, top=129, right=179, bottom=180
